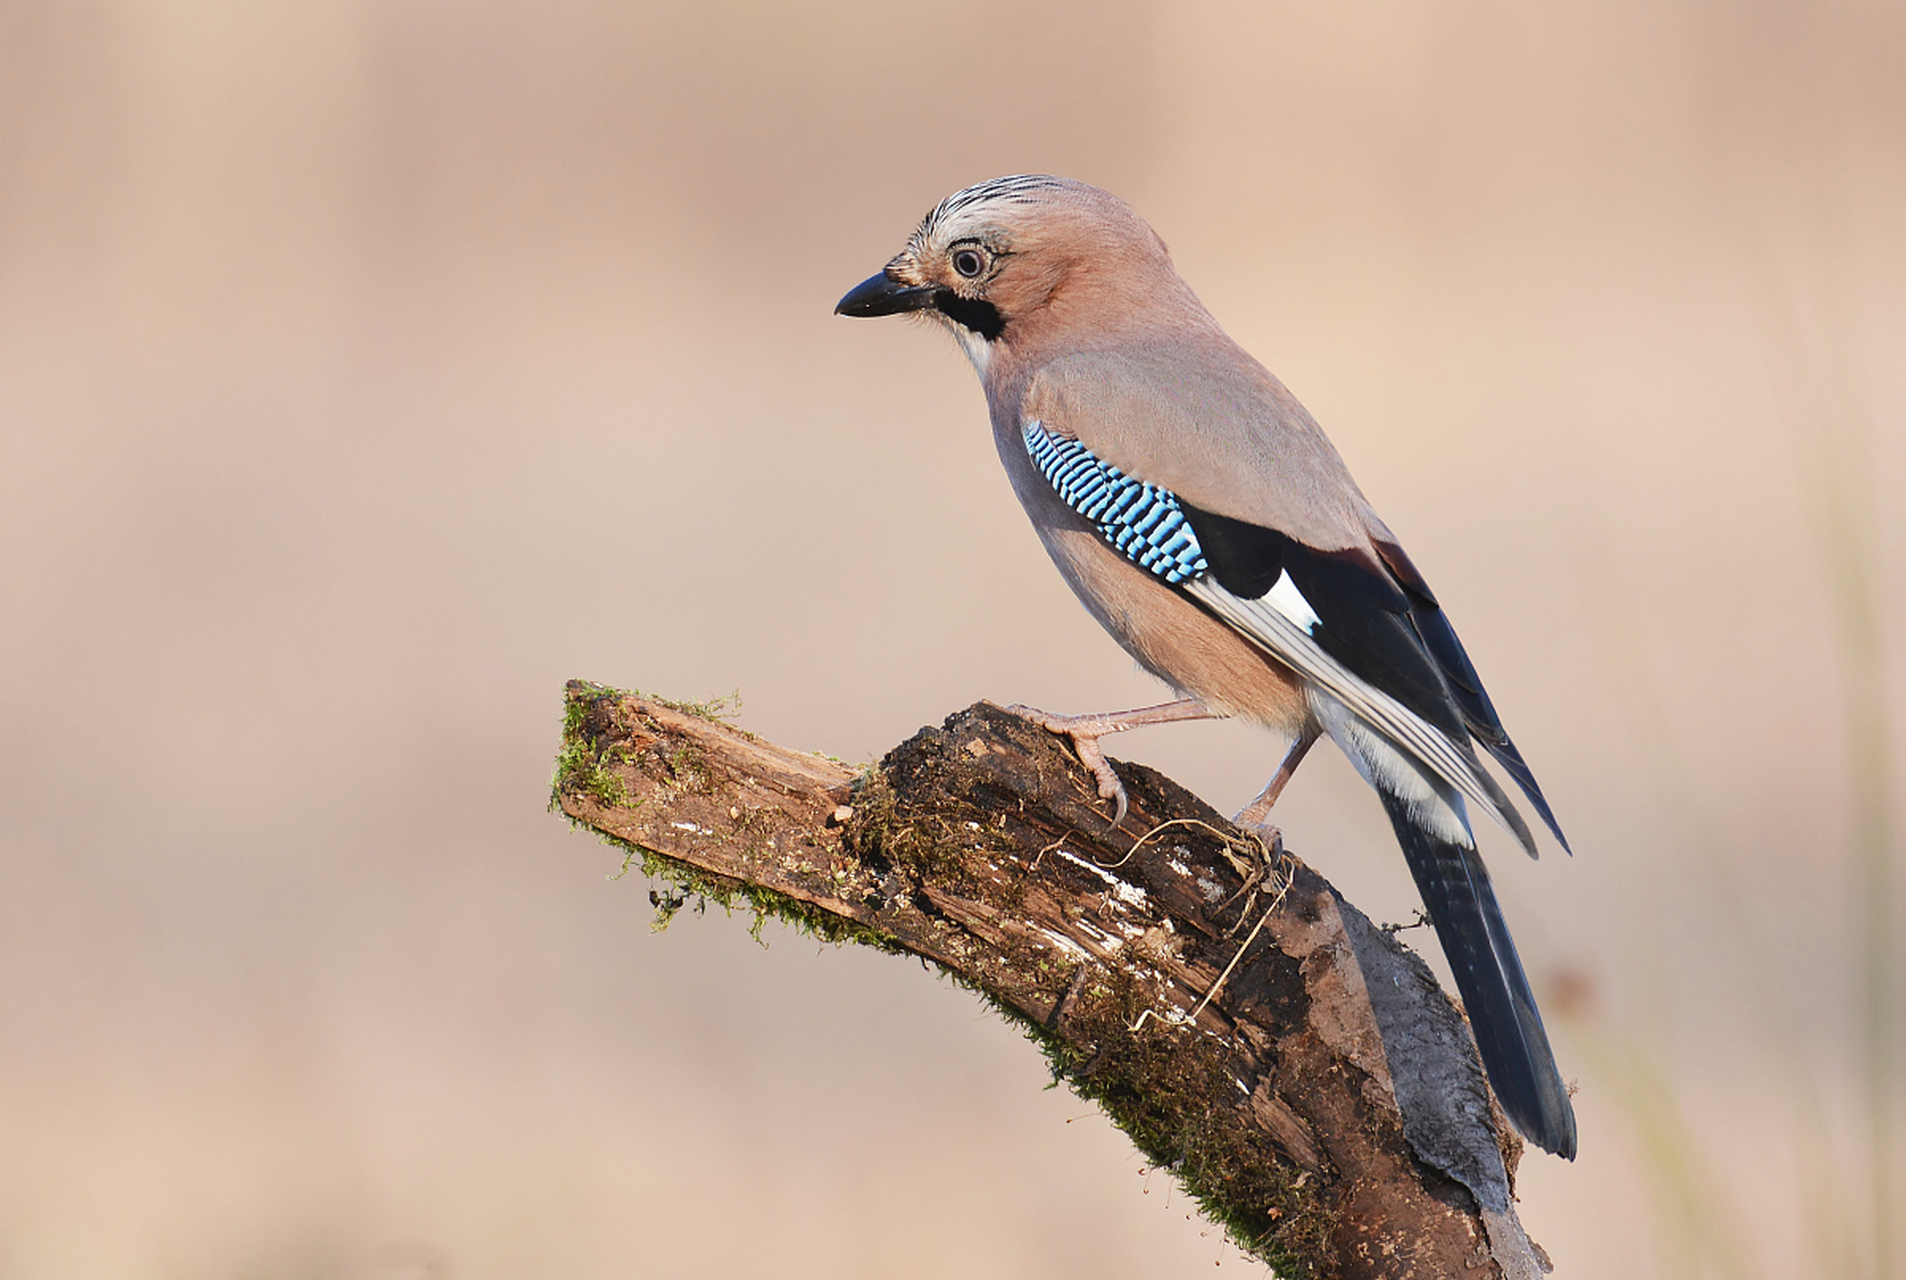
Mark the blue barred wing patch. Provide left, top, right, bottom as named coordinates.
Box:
left=1023, top=421, right=1208, bottom=584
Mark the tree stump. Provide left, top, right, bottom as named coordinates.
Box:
left=550, top=680, right=1552, bottom=1279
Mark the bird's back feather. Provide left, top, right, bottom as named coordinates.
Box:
left=1015, top=347, right=1391, bottom=556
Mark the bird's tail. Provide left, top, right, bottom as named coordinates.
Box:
left=1375, top=788, right=1578, bottom=1159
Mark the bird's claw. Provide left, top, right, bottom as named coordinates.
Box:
left=1217, top=816, right=1282, bottom=926
left=1089, top=753, right=1130, bottom=827
left=1008, top=704, right=1130, bottom=827
left=1229, top=816, right=1285, bottom=860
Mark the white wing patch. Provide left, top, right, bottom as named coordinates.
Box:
left=1267, top=570, right=1322, bottom=634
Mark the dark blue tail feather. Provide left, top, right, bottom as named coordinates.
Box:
left=1376, top=790, right=1578, bottom=1159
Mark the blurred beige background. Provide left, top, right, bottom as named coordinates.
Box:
left=1, top=1, right=1902, bottom=1276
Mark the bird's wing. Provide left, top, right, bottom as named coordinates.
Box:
left=1021, top=405, right=1567, bottom=857
left=1369, top=537, right=1572, bottom=853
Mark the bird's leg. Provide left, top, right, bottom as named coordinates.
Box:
left=1006, top=698, right=1216, bottom=826
left=1212, top=725, right=1320, bottom=922
left=1233, top=723, right=1322, bottom=835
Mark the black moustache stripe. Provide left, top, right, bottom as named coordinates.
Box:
left=933, top=292, right=1005, bottom=341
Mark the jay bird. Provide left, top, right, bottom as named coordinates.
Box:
left=836, top=175, right=1577, bottom=1159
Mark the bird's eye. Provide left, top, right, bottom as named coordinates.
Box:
left=952, top=248, right=986, bottom=278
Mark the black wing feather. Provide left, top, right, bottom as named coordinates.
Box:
left=1182, top=503, right=1287, bottom=597
left=1375, top=540, right=1572, bottom=854
left=1184, top=504, right=1569, bottom=853
left=1182, top=503, right=1469, bottom=745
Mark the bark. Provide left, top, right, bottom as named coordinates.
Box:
left=550, top=680, right=1553, bottom=1279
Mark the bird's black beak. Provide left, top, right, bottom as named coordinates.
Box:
left=835, top=271, right=938, bottom=318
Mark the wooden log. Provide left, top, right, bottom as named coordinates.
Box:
left=550, top=680, right=1552, bottom=1279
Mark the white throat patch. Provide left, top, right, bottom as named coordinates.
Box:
left=945, top=320, right=992, bottom=379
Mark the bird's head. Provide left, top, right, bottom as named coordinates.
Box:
left=835, top=175, right=1183, bottom=376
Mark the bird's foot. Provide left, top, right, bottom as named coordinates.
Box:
left=1006, top=706, right=1134, bottom=827
left=1229, top=816, right=1285, bottom=859
left=1006, top=698, right=1215, bottom=828
left=1215, top=815, right=1287, bottom=933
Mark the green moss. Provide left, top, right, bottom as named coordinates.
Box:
left=603, top=835, right=907, bottom=951
left=844, top=765, right=1024, bottom=906
left=551, top=681, right=639, bottom=810
left=551, top=681, right=752, bottom=809
left=651, top=689, right=746, bottom=729
left=553, top=682, right=894, bottom=947
left=842, top=768, right=939, bottom=876
left=1018, top=972, right=1333, bottom=1276
left=661, top=739, right=717, bottom=794
left=858, top=953, right=1328, bottom=1274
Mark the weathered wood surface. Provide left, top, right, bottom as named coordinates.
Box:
left=551, top=680, right=1552, bottom=1279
